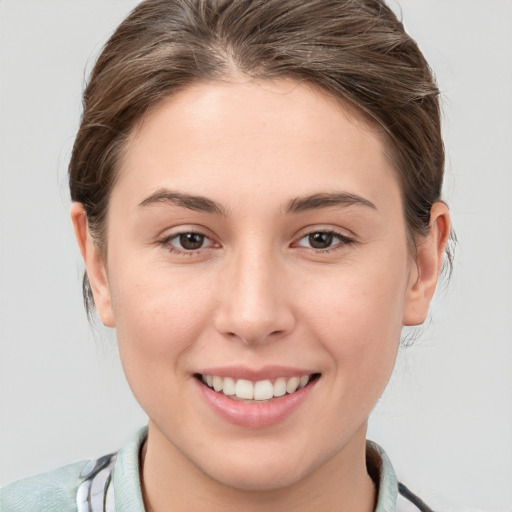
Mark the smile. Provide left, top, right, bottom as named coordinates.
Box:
left=195, top=370, right=321, bottom=427
left=199, top=374, right=319, bottom=402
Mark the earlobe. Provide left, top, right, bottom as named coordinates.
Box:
left=70, top=203, right=116, bottom=327
left=402, top=202, right=451, bottom=326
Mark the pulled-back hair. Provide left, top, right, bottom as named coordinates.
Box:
left=69, top=0, right=448, bottom=312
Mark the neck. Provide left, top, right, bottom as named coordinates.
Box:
left=140, top=421, right=376, bottom=512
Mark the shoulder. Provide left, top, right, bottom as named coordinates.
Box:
left=0, top=428, right=147, bottom=512
left=0, top=460, right=87, bottom=512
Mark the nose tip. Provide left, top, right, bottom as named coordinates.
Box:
left=213, top=255, right=295, bottom=345
left=214, top=289, right=295, bottom=345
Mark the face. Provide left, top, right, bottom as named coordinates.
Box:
left=75, top=79, right=444, bottom=492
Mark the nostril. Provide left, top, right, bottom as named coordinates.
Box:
left=231, top=330, right=286, bottom=345
left=213, top=299, right=296, bottom=345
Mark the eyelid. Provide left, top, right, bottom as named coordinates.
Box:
left=292, top=227, right=355, bottom=251
left=157, top=225, right=354, bottom=254
left=158, top=226, right=220, bottom=254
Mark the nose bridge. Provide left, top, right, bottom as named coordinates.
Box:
left=214, top=242, right=294, bottom=344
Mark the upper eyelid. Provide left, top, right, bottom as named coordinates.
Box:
left=163, top=229, right=210, bottom=239
left=164, top=231, right=216, bottom=244
left=293, top=226, right=355, bottom=241
left=157, top=227, right=216, bottom=249
left=159, top=225, right=215, bottom=240
left=158, top=226, right=354, bottom=247
left=159, top=233, right=218, bottom=256
left=296, top=231, right=352, bottom=241
left=291, top=228, right=355, bottom=249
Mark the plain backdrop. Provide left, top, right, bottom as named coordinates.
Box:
left=1, top=1, right=511, bottom=511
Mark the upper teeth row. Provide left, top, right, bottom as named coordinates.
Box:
left=202, top=375, right=310, bottom=401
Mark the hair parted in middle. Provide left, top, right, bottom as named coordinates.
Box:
left=69, top=0, right=445, bottom=312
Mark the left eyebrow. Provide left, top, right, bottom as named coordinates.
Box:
left=285, top=192, right=377, bottom=214
left=138, top=188, right=228, bottom=216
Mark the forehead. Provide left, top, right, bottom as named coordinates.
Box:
left=115, top=78, right=400, bottom=209
left=131, top=78, right=386, bottom=152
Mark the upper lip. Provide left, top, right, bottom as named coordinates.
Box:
left=196, top=365, right=318, bottom=381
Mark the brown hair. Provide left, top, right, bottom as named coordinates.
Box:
left=69, top=0, right=450, bottom=312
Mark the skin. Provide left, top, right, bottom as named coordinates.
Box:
left=72, top=78, right=450, bottom=512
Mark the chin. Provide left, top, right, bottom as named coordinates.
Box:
left=194, top=441, right=323, bottom=492
left=205, top=461, right=308, bottom=492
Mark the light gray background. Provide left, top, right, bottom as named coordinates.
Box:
left=1, top=1, right=511, bottom=511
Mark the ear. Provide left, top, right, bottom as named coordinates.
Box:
left=402, top=202, right=451, bottom=326
left=70, top=202, right=115, bottom=327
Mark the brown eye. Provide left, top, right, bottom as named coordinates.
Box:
left=308, top=232, right=334, bottom=249
left=163, top=231, right=217, bottom=254
left=294, top=230, right=353, bottom=252
left=178, top=233, right=205, bottom=250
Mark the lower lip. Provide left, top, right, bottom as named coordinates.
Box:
left=195, top=377, right=318, bottom=429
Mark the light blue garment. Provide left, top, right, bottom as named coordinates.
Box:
left=0, top=428, right=423, bottom=512
left=0, top=429, right=145, bottom=512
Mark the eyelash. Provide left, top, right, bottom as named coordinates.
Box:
left=159, top=231, right=216, bottom=255
left=293, top=230, right=354, bottom=253
left=159, top=229, right=354, bottom=255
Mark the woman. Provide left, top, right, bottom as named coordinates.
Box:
left=0, top=0, right=451, bottom=510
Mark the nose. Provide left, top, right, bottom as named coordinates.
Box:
left=213, top=247, right=296, bottom=345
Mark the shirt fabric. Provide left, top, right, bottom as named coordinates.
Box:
left=0, top=428, right=429, bottom=512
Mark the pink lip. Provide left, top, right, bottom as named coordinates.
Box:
left=197, top=365, right=315, bottom=381
left=194, top=371, right=319, bottom=429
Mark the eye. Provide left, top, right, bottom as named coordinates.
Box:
left=295, top=230, right=353, bottom=251
left=163, top=232, right=216, bottom=253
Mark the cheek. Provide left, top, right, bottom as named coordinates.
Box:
left=303, top=273, right=406, bottom=436
left=299, top=254, right=409, bottom=378
left=108, top=271, right=218, bottom=430
left=107, top=262, right=217, bottom=377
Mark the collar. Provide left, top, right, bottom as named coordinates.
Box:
left=367, top=440, right=400, bottom=512
left=107, top=428, right=402, bottom=512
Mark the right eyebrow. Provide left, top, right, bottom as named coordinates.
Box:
left=138, top=188, right=228, bottom=216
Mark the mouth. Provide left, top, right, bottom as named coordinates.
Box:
left=195, top=373, right=321, bottom=403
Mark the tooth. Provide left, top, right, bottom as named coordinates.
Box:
left=254, top=380, right=273, bottom=400
left=213, top=376, right=223, bottom=392
left=205, top=374, right=309, bottom=398
left=235, top=379, right=254, bottom=399
left=223, top=377, right=236, bottom=396
left=299, top=375, right=310, bottom=388
left=286, top=376, right=300, bottom=394
left=273, top=377, right=287, bottom=397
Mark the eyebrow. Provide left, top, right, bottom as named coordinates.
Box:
left=138, top=188, right=228, bottom=216
left=285, top=192, right=377, bottom=214
left=138, top=188, right=376, bottom=216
